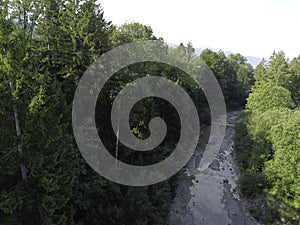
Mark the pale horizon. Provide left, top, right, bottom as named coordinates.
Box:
left=99, top=0, right=300, bottom=59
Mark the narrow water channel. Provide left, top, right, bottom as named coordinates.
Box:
left=167, top=111, right=259, bottom=225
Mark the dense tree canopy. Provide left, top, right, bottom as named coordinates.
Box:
left=0, top=1, right=265, bottom=224
left=235, top=51, right=300, bottom=224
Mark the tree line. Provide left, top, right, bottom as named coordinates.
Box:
left=0, top=0, right=253, bottom=224
left=235, top=51, right=300, bottom=224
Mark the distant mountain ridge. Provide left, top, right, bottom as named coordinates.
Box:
left=195, top=47, right=261, bottom=68
left=167, top=44, right=262, bottom=68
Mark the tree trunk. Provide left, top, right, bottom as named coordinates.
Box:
left=9, top=78, right=28, bottom=183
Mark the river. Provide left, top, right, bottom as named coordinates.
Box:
left=167, top=111, right=260, bottom=225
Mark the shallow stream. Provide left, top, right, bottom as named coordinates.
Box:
left=167, top=111, right=259, bottom=225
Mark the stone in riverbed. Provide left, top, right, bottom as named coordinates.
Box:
left=209, top=159, right=220, bottom=171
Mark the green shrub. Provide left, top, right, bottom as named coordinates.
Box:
left=240, top=170, right=267, bottom=198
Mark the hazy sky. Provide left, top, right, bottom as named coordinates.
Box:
left=99, top=0, right=300, bottom=59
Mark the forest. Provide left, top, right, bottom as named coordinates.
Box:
left=0, top=0, right=299, bottom=225
left=235, top=52, right=300, bottom=224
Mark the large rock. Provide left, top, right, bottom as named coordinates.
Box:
left=209, top=159, right=220, bottom=171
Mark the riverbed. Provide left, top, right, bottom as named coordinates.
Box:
left=167, top=111, right=259, bottom=225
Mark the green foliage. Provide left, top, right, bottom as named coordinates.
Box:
left=236, top=51, right=300, bottom=224
left=235, top=112, right=253, bottom=171
left=264, top=111, right=300, bottom=221
left=246, top=83, right=294, bottom=113
left=0, top=1, right=280, bottom=224
left=254, top=52, right=292, bottom=87
left=200, top=49, right=254, bottom=109
left=228, top=53, right=254, bottom=92
left=109, top=22, right=158, bottom=47
left=289, top=57, right=300, bottom=105
left=240, top=170, right=267, bottom=198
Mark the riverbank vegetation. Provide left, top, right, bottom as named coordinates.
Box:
left=235, top=52, right=300, bottom=224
